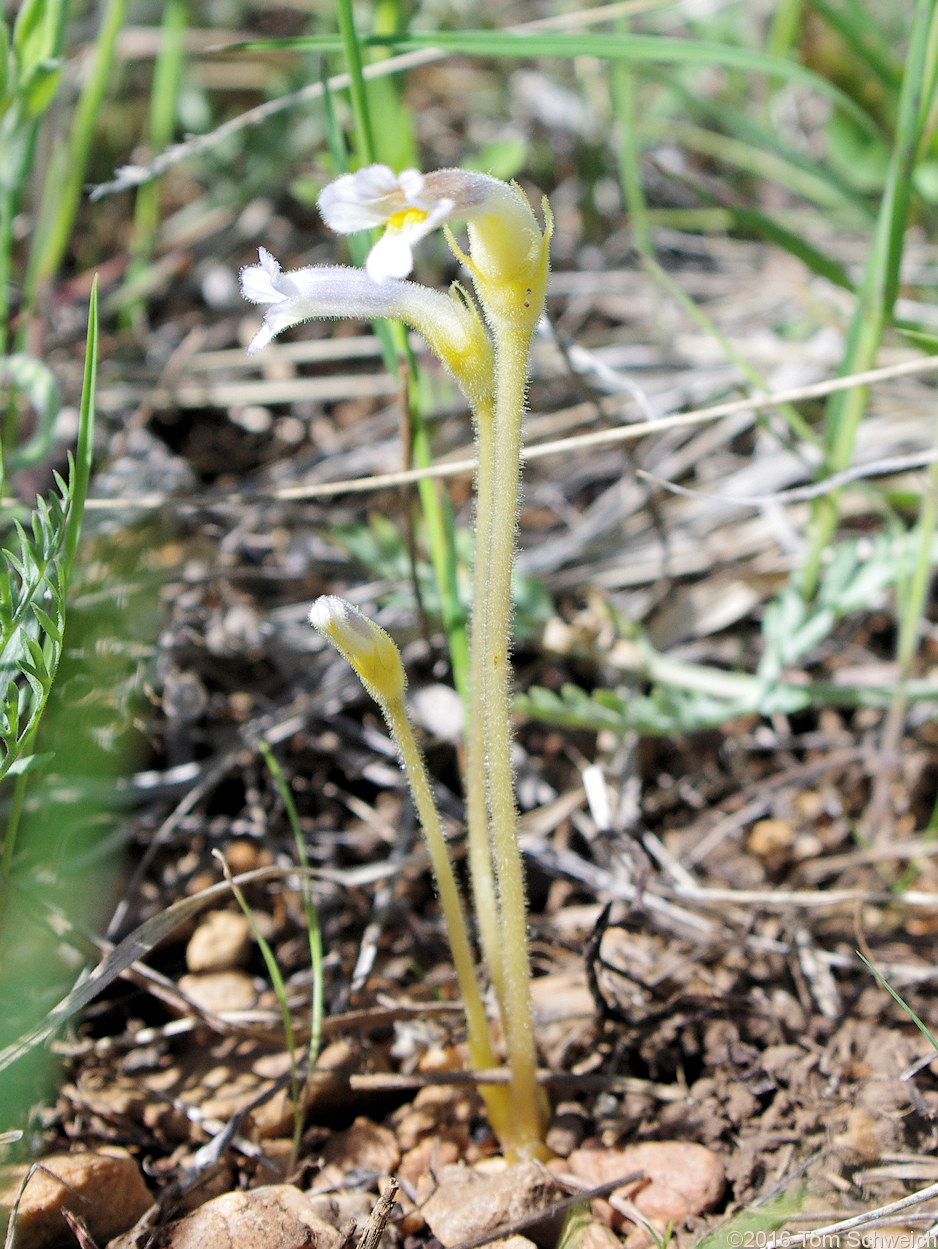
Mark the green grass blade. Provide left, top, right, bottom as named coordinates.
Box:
left=609, top=30, right=815, bottom=455
left=22, top=0, right=128, bottom=310
left=1, top=281, right=95, bottom=864
left=124, top=0, right=186, bottom=320
left=61, top=278, right=96, bottom=583
left=0, top=0, right=68, bottom=354
left=0, top=865, right=295, bottom=1074
left=647, top=72, right=880, bottom=218
left=650, top=116, right=873, bottom=221
left=227, top=29, right=884, bottom=138
left=767, top=0, right=806, bottom=56
left=368, top=0, right=419, bottom=171
left=859, top=953, right=938, bottom=1052
left=334, top=0, right=376, bottom=165
left=260, top=740, right=324, bottom=1070
left=0, top=20, right=9, bottom=110
left=11, top=0, right=67, bottom=70
left=719, top=206, right=854, bottom=290
left=801, top=0, right=938, bottom=597
left=811, top=0, right=904, bottom=95
left=216, top=852, right=305, bottom=1158
left=612, top=16, right=652, bottom=257
left=896, top=440, right=938, bottom=678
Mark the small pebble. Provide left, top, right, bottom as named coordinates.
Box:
left=157, top=1185, right=338, bottom=1249
left=178, top=970, right=257, bottom=1013
left=0, top=1147, right=151, bottom=1249
left=186, top=910, right=253, bottom=972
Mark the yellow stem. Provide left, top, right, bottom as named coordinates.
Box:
left=479, top=324, right=549, bottom=1156
left=382, top=694, right=514, bottom=1142
left=465, top=394, right=504, bottom=1001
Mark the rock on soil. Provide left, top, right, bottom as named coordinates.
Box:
left=562, top=1141, right=726, bottom=1246
left=567, top=1220, right=629, bottom=1249
left=0, top=1147, right=152, bottom=1249
left=153, top=1184, right=340, bottom=1249
left=177, top=969, right=257, bottom=1012
left=316, top=1115, right=400, bottom=1189
left=422, top=1158, right=568, bottom=1249
left=185, top=909, right=253, bottom=972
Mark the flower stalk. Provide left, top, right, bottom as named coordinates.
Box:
left=458, top=187, right=553, bottom=1158
left=243, top=164, right=551, bottom=1157
left=463, top=392, right=504, bottom=1003
left=308, top=597, right=514, bottom=1143
left=475, top=328, right=550, bottom=1156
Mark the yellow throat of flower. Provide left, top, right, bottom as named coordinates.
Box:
left=387, top=207, right=428, bottom=233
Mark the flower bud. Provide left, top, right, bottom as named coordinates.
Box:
left=309, top=596, right=406, bottom=706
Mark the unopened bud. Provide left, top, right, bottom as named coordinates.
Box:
left=309, top=596, right=406, bottom=705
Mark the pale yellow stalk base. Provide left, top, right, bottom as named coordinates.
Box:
left=382, top=694, right=515, bottom=1145
left=464, top=394, right=504, bottom=1003
left=474, top=324, right=550, bottom=1158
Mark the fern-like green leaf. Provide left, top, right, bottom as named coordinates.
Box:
left=30, top=602, right=60, bottom=642
left=0, top=505, right=67, bottom=777
left=0, top=280, right=97, bottom=788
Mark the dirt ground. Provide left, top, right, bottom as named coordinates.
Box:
left=5, top=66, right=938, bottom=1249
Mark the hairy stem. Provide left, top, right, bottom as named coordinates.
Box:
left=382, top=694, right=514, bottom=1143
left=478, top=324, right=548, bottom=1156
left=465, top=394, right=504, bottom=1002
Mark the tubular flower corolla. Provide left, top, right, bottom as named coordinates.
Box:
left=240, top=248, right=494, bottom=407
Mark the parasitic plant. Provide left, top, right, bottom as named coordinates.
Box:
left=241, top=163, right=551, bottom=1157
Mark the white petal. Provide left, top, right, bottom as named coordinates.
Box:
left=308, top=595, right=376, bottom=644
left=277, top=265, right=322, bottom=298
left=257, top=246, right=280, bottom=274
left=308, top=595, right=347, bottom=632
left=354, top=164, right=401, bottom=197
left=246, top=323, right=274, bottom=355
left=240, top=248, right=284, bottom=304
left=366, top=232, right=416, bottom=282
left=319, top=165, right=399, bottom=233
left=240, top=267, right=278, bottom=304
left=424, top=197, right=456, bottom=231
left=242, top=264, right=416, bottom=353
left=397, top=168, right=426, bottom=203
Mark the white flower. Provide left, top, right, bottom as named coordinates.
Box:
left=239, top=247, right=400, bottom=354
left=317, top=165, right=442, bottom=233
left=319, top=164, right=538, bottom=284
left=239, top=248, right=494, bottom=407
left=319, top=165, right=458, bottom=282
left=317, top=166, right=550, bottom=331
